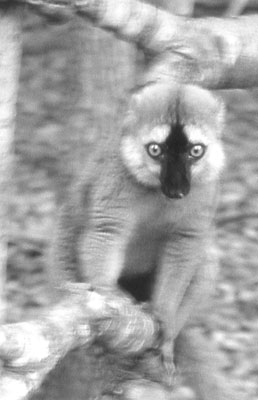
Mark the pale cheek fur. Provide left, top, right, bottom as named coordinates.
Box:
left=183, top=125, right=224, bottom=182
left=121, top=136, right=142, bottom=173
left=206, top=142, right=225, bottom=179
left=121, top=136, right=160, bottom=187
left=191, top=143, right=224, bottom=183
left=145, top=158, right=161, bottom=180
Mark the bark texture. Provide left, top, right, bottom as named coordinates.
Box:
left=0, top=7, right=21, bottom=322
left=0, top=285, right=159, bottom=400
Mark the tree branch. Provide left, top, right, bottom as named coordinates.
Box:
left=74, top=0, right=258, bottom=89
left=8, top=0, right=258, bottom=89
left=0, top=284, right=160, bottom=400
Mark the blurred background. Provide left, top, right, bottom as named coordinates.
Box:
left=6, top=1, right=258, bottom=398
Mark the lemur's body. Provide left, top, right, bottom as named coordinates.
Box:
left=49, top=83, right=239, bottom=399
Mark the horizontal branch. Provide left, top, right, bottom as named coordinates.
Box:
left=8, top=0, right=258, bottom=89
left=74, top=0, right=258, bottom=89
left=0, top=284, right=159, bottom=400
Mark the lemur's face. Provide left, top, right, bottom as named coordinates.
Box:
left=121, top=83, right=225, bottom=199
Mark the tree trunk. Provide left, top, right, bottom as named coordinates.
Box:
left=0, top=6, right=22, bottom=323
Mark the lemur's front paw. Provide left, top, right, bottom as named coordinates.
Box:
left=160, top=341, right=176, bottom=388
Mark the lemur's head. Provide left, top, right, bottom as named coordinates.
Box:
left=121, top=82, right=225, bottom=199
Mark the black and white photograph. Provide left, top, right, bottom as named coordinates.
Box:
left=0, top=1, right=258, bottom=399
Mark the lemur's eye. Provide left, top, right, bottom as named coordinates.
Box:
left=189, top=144, right=206, bottom=159
left=147, top=143, right=163, bottom=159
